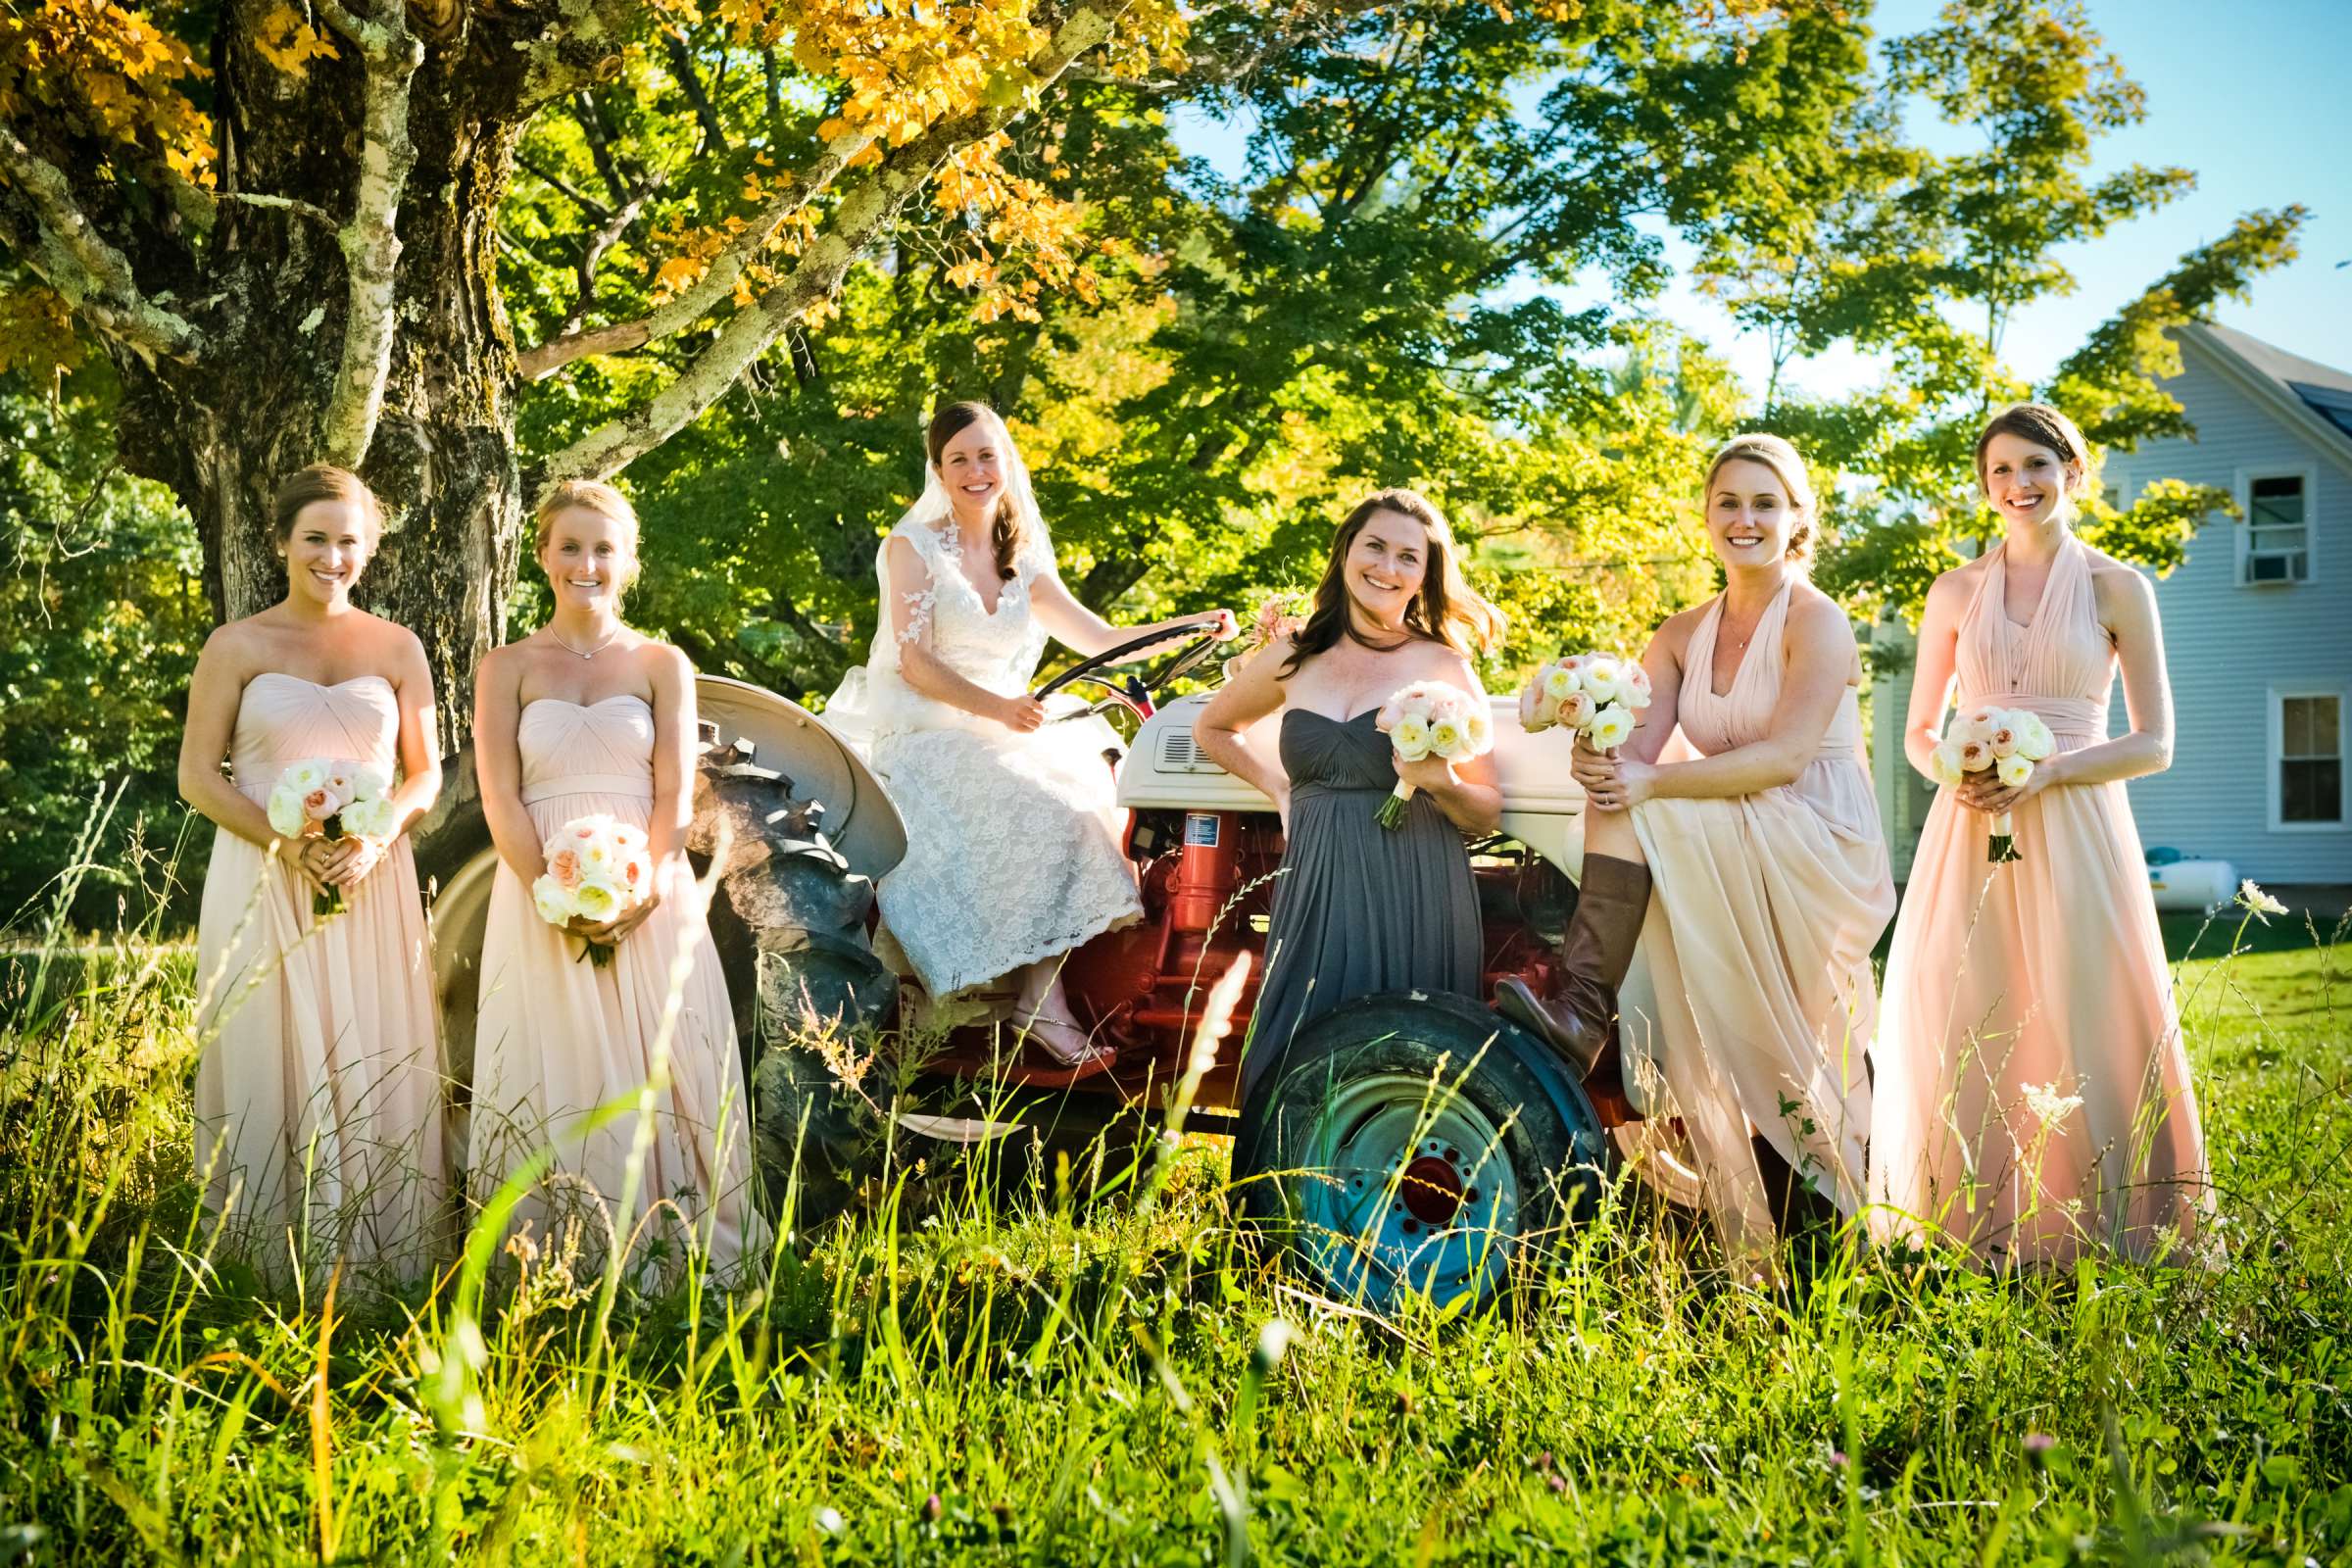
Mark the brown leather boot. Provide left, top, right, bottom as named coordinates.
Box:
left=1493, top=852, right=1652, bottom=1077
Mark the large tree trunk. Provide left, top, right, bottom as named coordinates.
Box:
left=110, top=11, right=530, bottom=758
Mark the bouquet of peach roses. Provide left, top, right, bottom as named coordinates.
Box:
left=1372, top=681, right=1492, bottom=829
left=1518, top=652, right=1650, bottom=753
left=532, top=814, right=656, bottom=965
left=1929, top=705, right=2056, bottom=862
left=267, top=759, right=401, bottom=916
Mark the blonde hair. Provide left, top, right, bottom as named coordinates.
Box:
left=534, top=478, right=643, bottom=591
left=1974, top=402, right=2095, bottom=501
left=1703, top=432, right=1820, bottom=565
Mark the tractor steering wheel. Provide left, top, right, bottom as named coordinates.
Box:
left=1032, top=612, right=1232, bottom=723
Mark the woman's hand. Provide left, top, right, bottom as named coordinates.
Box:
left=1204, top=608, right=1241, bottom=642
left=1395, top=751, right=1458, bottom=795
left=996, top=693, right=1048, bottom=733
left=275, top=834, right=332, bottom=893
left=1572, top=742, right=1655, bottom=812
left=321, top=834, right=386, bottom=889
left=1955, top=756, right=2061, bottom=816
left=574, top=891, right=662, bottom=950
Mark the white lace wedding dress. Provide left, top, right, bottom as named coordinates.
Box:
left=826, top=513, right=1142, bottom=999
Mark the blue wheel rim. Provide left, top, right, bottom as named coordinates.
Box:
left=1291, top=1071, right=1524, bottom=1310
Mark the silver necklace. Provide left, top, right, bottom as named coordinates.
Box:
left=550, top=624, right=619, bottom=660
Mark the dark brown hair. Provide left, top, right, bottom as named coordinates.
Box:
left=272, top=464, right=382, bottom=545
left=1973, top=402, right=2094, bottom=500
left=927, top=401, right=1032, bottom=582
left=1279, top=488, right=1504, bottom=679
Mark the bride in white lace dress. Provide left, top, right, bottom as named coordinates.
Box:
left=827, top=403, right=1233, bottom=1068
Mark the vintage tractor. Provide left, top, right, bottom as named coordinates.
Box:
left=423, top=620, right=1699, bottom=1308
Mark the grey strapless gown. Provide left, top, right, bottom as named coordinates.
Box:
left=1242, top=708, right=1484, bottom=1102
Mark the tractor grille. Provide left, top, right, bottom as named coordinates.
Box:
left=1156, top=727, right=1227, bottom=774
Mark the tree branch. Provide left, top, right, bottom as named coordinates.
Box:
left=315, top=0, right=424, bottom=466
left=663, top=26, right=731, bottom=155
left=0, top=124, right=201, bottom=364
left=559, top=165, right=669, bottom=340
left=540, top=0, right=1125, bottom=479
left=516, top=123, right=872, bottom=380
left=516, top=151, right=612, bottom=218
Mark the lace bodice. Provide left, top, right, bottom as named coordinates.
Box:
left=892, top=517, right=1052, bottom=697
left=828, top=515, right=1056, bottom=746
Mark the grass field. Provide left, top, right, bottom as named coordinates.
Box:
left=1, top=909, right=2346, bottom=1565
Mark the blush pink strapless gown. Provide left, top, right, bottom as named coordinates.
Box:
left=1871, top=534, right=2210, bottom=1266
left=193, top=672, right=448, bottom=1277
left=469, top=696, right=766, bottom=1278
left=1621, top=581, right=1896, bottom=1261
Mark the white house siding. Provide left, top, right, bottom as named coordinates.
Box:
left=1872, top=332, right=2352, bottom=885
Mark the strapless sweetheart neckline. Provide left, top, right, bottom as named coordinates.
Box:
left=249, top=670, right=394, bottom=695
left=521, top=693, right=653, bottom=715
left=1284, top=707, right=1383, bottom=727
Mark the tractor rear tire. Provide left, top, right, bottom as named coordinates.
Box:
left=1232, top=991, right=1610, bottom=1311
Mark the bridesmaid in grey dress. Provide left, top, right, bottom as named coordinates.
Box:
left=1194, top=487, right=1505, bottom=1110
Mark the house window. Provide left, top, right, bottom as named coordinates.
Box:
left=2276, top=693, right=2345, bottom=828
left=2239, top=472, right=2312, bottom=585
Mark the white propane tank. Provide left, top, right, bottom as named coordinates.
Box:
left=2146, top=858, right=2235, bottom=911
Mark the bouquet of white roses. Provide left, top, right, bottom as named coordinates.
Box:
left=531, top=814, right=656, bottom=965
left=1372, top=681, right=1492, bottom=830
left=1929, top=705, right=2056, bottom=863
left=266, top=758, right=400, bottom=915
left=1518, top=652, right=1651, bottom=755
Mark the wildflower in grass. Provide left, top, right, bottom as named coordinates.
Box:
left=1252, top=1318, right=1295, bottom=1372
left=2021, top=1080, right=2083, bottom=1129
left=2237, top=879, right=2287, bottom=921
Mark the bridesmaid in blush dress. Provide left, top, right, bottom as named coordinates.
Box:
left=1562, top=435, right=1895, bottom=1271
left=180, top=465, right=448, bottom=1279
left=470, top=480, right=766, bottom=1279
left=1871, top=404, right=2208, bottom=1267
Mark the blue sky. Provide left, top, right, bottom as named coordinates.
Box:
left=1171, top=0, right=2352, bottom=404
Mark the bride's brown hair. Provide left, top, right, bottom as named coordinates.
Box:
left=1279, top=488, right=1503, bottom=679
left=926, top=401, right=1034, bottom=583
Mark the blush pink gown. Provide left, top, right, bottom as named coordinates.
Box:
left=193, top=673, right=448, bottom=1277
left=1623, top=580, right=1897, bottom=1261
left=470, top=696, right=766, bottom=1278
left=1871, top=534, right=2209, bottom=1266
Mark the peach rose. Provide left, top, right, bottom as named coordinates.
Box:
left=303, top=787, right=338, bottom=821
left=547, top=847, right=582, bottom=889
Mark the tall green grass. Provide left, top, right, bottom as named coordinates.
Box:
left=2, top=858, right=2346, bottom=1563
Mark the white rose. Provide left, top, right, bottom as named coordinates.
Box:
left=267, top=787, right=310, bottom=839
left=532, top=875, right=576, bottom=927
left=1463, top=707, right=1493, bottom=754
left=349, top=763, right=392, bottom=802
left=1928, top=742, right=1967, bottom=789
left=2015, top=713, right=2056, bottom=760
left=1581, top=658, right=1624, bottom=707
left=580, top=835, right=619, bottom=873
left=1995, top=754, right=2034, bottom=789
left=1542, top=664, right=1581, bottom=701
left=1391, top=714, right=1432, bottom=761
left=570, top=877, right=624, bottom=924
left=1426, top=713, right=1468, bottom=759
left=1586, top=703, right=1635, bottom=751
left=281, top=759, right=329, bottom=794
left=1948, top=709, right=1998, bottom=746
left=340, top=795, right=400, bottom=840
